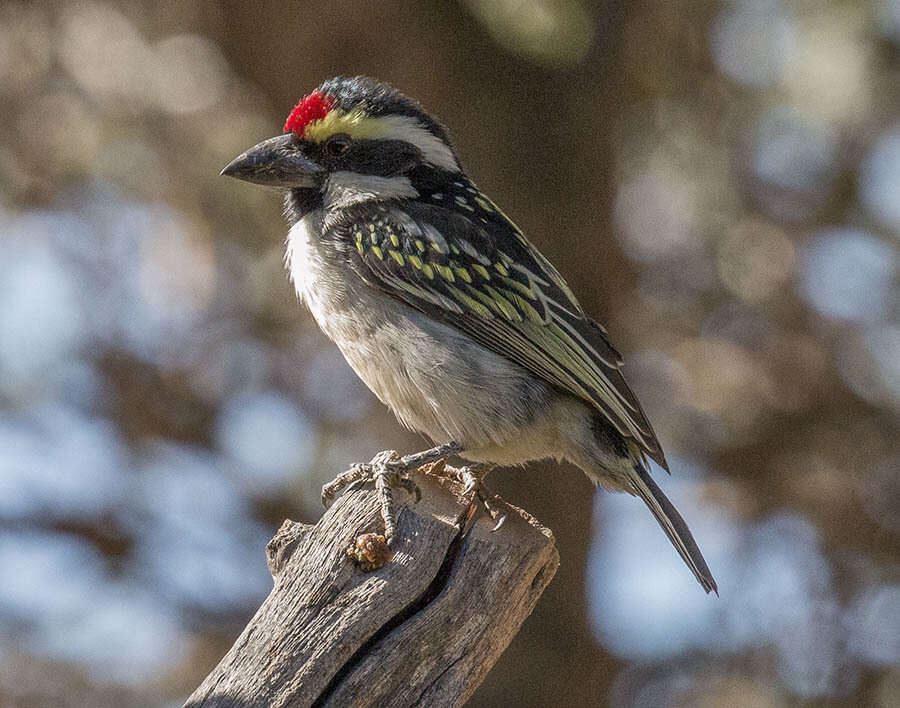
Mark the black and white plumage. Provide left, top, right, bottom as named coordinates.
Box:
left=223, top=76, right=717, bottom=593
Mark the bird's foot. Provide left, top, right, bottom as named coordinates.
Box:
left=322, top=442, right=464, bottom=564
left=430, top=464, right=554, bottom=539
left=459, top=465, right=511, bottom=532
left=322, top=450, right=415, bottom=549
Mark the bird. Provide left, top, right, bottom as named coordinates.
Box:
left=222, top=76, right=717, bottom=594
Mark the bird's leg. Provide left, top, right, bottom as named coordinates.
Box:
left=322, top=442, right=464, bottom=548
left=370, top=450, right=414, bottom=545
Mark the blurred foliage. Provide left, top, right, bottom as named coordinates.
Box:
left=0, top=1, right=897, bottom=706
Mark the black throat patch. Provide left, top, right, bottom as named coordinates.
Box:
left=284, top=188, right=325, bottom=224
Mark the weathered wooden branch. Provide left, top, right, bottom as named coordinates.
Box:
left=184, top=467, right=558, bottom=708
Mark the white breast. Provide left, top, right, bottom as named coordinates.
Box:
left=285, top=215, right=320, bottom=306
left=284, top=212, right=375, bottom=343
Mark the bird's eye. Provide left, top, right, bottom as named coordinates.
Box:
left=325, top=133, right=351, bottom=157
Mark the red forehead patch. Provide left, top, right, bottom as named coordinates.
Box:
left=284, top=91, right=336, bottom=137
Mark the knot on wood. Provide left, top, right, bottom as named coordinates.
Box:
left=265, top=519, right=312, bottom=576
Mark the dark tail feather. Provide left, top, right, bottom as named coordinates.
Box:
left=631, top=464, right=718, bottom=594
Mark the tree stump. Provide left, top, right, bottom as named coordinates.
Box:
left=184, top=467, right=558, bottom=707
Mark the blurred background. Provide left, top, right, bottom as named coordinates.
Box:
left=0, top=0, right=897, bottom=706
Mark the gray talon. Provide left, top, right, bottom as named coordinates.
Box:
left=321, top=442, right=462, bottom=551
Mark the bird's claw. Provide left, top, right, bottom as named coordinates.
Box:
left=448, top=465, right=550, bottom=538
left=321, top=451, right=419, bottom=506
left=321, top=449, right=421, bottom=554
left=322, top=443, right=464, bottom=568
left=456, top=466, right=509, bottom=533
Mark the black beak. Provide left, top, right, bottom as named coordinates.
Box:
left=221, top=134, right=325, bottom=188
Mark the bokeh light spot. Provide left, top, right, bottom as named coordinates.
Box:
left=798, top=228, right=895, bottom=324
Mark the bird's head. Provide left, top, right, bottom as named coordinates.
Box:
left=222, top=76, right=462, bottom=219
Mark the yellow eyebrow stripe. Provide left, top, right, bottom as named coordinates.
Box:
left=304, top=108, right=390, bottom=142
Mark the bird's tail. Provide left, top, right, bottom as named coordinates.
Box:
left=630, top=463, right=718, bottom=594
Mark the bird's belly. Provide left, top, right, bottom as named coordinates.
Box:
left=344, top=307, right=551, bottom=449
left=313, top=295, right=554, bottom=458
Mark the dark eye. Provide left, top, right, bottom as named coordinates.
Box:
left=325, top=133, right=351, bottom=157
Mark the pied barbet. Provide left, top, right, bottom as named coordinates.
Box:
left=223, top=76, right=716, bottom=593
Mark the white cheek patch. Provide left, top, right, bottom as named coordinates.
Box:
left=324, top=172, right=419, bottom=209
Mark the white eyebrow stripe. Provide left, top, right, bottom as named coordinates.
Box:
left=373, top=115, right=460, bottom=172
